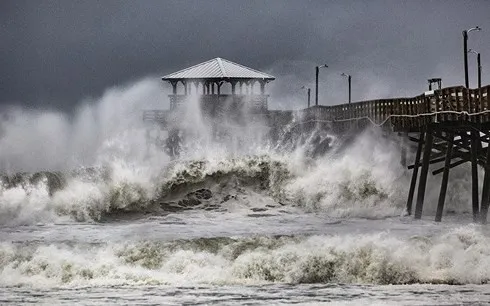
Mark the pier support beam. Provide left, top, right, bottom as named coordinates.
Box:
left=435, top=131, right=454, bottom=222
left=415, top=126, right=433, bottom=219
left=471, top=130, right=480, bottom=222
left=406, top=131, right=424, bottom=215
left=399, top=133, right=407, bottom=168
left=480, top=144, right=490, bottom=224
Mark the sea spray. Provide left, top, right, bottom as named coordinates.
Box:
left=0, top=77, right=481, bottom=226
left=0, top=130, right=481, bottom=225
left=0, top=78, right=169, bottom=173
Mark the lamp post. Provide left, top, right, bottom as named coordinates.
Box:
left=300, top=86, right=311, bottom=108
left=341, top=73, right=352, bottom=104
left=463, top=26, right=481, bottom=88
left=468, top=49, right=482, bottom=89
left=315, top=64, right=328, bottom=106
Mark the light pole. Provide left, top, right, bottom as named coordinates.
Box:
left=300, top=86, right=311, bottom=108
left=468, top=49, right=482, bottom=89
left=315, top=64, right=328, bottom=106
left=463, top=26, right=481, bottom=88
left=341, top=73, right=352, bottom=104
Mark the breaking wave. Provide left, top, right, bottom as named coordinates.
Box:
left=0, top=127, right=480, bottom=226
left=1, top=226, right=489, bottom=287
left=0, top=139, right=406, bottom=226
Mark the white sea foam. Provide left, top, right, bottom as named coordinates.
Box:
left=1, top=225, right=489, bottom=288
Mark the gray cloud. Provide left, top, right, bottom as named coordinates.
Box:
left=1, top=0, right=489, bottom=111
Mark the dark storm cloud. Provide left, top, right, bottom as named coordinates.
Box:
left=1, top=0, right=489, bottom=111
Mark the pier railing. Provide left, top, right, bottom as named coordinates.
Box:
left=301, top=85, right=490, bottom=132
left=144, top=85, right=490, bottom=133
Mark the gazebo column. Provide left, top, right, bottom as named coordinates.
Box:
left=211, top=83, right=215, bottom=94
left=231, top=81, right=237, bottom=95
left=171, top=81, right=178, bottom=95
left=193, top=81, right=199, bottom=94
left=217, top=82, right=223, bottom=95
left=183, top=80, right=187, bottom=95
left=259, top=80, right=266, bottom=94
left=202, top=81, right=206, bottom=95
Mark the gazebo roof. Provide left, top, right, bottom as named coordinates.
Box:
left=162, top=58, right=275, bottom=81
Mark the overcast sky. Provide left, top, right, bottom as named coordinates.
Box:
left=1, top=0, right=489, bottom=111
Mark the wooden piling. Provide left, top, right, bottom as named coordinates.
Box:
left=435, top=131, right=454, bottom=222
left=400, top=133, right=407, bottom=167
left=406, top=131, right=425, bottom=215
left=480, top=144, right=490, bottom=224
left=432, top=159, right=468, bottom=175
left=471, top=130, right=480, bottom=222
left=415, top=126, right=433, bottom=219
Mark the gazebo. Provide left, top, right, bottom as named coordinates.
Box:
left=161, top=57, right=275, bottom=112
left=143, top=58, right=275, bottom=156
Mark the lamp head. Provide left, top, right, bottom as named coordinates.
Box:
left=467, top=26, right=482, bottom=33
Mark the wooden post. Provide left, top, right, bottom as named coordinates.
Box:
left=415, top=126, right=434, bottom=219
left=315, top=66, right=319, bottom=106
left=435, top=131, right=454, bottom=222
left=260, top=81, right=265, bottom=94
left=464, top=30, right=469, bottom=88
left=171, top=81, right=177, bottom=95
left=400, top=133, right=407, bottom=168
left=471, top=130, right=480, bottom=222
left=406, top=131, right=425, bottom=215
left=193, top=81, right=199, bottom=94
left=217, top=82, right=222, bottom=95
left=307, top=88, right=311, bottom=108
left=348, top=75, right=351, bottom=104
left=480, top=143, right=490, bottom=224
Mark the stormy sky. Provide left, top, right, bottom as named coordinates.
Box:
left=1, top=0, right=490, bottom=111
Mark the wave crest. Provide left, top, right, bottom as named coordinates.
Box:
left=2, top=226, right=490, bottom=287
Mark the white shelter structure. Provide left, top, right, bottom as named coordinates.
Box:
left=161, top=57, right=275, bottom=111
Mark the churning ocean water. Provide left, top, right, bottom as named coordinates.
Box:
left=1, top=80, right=490, bottom=305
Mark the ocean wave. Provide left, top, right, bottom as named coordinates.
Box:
left=1, top=226, right=489, bottom=287
left=0, top=128, right=477, bottom=225
left=0, top=156, right=291, bottom=225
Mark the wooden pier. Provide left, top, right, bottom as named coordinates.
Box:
left=285, top=85, right=490, bottom=223
left=144, top=59, right=490, bottom=223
